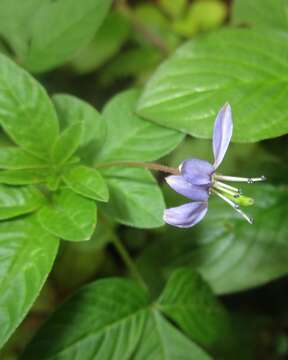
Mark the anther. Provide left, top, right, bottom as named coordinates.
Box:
left=247, top=178, right=254, bottom=184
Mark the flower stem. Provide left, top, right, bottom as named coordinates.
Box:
left=112, top=236, right=147, bottom=290
left=95, top=161, right=179, bottom=175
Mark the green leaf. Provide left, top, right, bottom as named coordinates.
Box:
left=53, top=94, right=106, bottom=164
left=0, top=185, right=45, bottom=220
left=137, top=27, right=288, bottom=142
left=99, top=167, right=165, bottom=228
left=22, top=279, right=150, bottom=359
left=63, top=165, right=109, bottom=202
left=135, top=311, right=212, bottom=360
left=0, top=54, right=59, bottom=157
left=38, top=188, right=97, bottom=242
left=0, top=217, right=59, bottom=348
left=71, top=11, right=130, bottom=74
left=139, top=185, right=288, bottom=294
left=100, top=47, right=162, bottom=85
left=0, top=147, right=47, bottom=170
left=96, top=89, right=184, bottom=162
left=232, top=0, right=288, bottom=31
left=0, top=0, right=113, bottom=73
left=157, top=268, right=230, bottom=349
left=23, top=278, right=212, bottom=359
left=52, top=123, right=83, bottom=165
left=0, top=168, right=48, bottom=185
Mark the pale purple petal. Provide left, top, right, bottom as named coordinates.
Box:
left=213, top=103, right=233, bottom=169
left=165, top=175, right=209, bottom=201
left=163, top=202, right=208, bottom=228
left=180, top=159, right=214, bottom=185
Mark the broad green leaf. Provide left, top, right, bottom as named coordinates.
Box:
left=232, top=0, right=288, bottom=31
left=0, top=217, right=59, bottom=348
left=0, top=147, right=47, bottom=170
left=99, top=167, right=165, bottom=228
left=0, top=54, right=59, bottom=158
left=138, top=185, right=288, bottom=294
left=0, top=185, right=45, bottom=220
left=22, top=279, right=149, bottom=360
left=96, top=89, right=184, bottom=162
left=38, top=188, right=97, bottom=241
left=0, top=168, right=48, bottom=185
left=0, top=0, right=113, bottom=73
left=71, top=11, right=130, bottom=74
left=63, top=165, right=109, bottom=202
left=157, top=268, right=230, bottom=348
left=23, top=278, right=212, bottom=359
left=135, top=311, right=212, bottom=360
left=137, top=28, right=288, bottom=142
left=26, top=0, right=113, bottom=72
left=53, top=94, right=106, bottom=164
left=52, top=123, right=83, bottom=165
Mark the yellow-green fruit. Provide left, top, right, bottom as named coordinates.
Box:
left=173, top=0, right=227, bottom=37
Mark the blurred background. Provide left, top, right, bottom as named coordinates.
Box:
left=1, top=0, right=288, bottom=359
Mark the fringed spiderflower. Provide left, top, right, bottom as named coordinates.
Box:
left=164, top=104, right=266, bottom=228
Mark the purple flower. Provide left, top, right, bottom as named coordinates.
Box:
left=164, top=104, right=266, bottom=228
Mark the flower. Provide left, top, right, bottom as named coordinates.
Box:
left=163, top=104, right=266, bottom=228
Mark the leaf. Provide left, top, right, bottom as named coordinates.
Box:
left=138, top=185, right=288, bottom=294
left=100, top=47, right=162, bottom=85
left=134, top=311, right=212, bottom=360
left=0, top=217, right=59, bottom=348
left=0, top=185, right=45, bottom=220
left=38, top=188, right=97, bottom=241
left=0, top=53, right=59, bottom=157
left=0, top=168, right=48, bottom=185
left=232, top=0, right=288, bottom=31
left=95, top=89, right=184, bottom=162
left=99, top=167, right=165, bottom=228
left=52, top=123, right=83, bottom=165
left=22, top=278, right=212, bottom=359
left=157, top=268, right=230, bottom=349
left=63, top=165, right=109, bottom=202
left=0, top=0, right=113, bottom=73
left=0, top=147, right=48, bottom=170
left=71, top=11, right=130, bottom=74
left=53, top=94, right=106, bottom=164
left=137, top=27, right=288, bottom=142
left=22, top=279, right=150, bottom=360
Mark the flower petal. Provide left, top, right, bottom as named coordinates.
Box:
left=165, top=175, right=209, bottom=201
left=213, top=103, right=233, bottom=169
left=163, top=202, right=208, bottom=228
left=180, top=159, right=214, bottom=185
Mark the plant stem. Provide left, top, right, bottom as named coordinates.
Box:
left=95, top=161, right=179, bottom=175
left=112, top=236, right=147, bottom=290
left=116, top=0, right=169, bottom=55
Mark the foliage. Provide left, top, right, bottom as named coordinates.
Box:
left=0, top=0, right=287, bottom=359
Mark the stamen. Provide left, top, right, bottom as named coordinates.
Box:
left=212, top=189, right=253, bottom=224
left=234, top=208, right=254, bottom=224
left=213, top=183, right=240, bottom=198
left=214, top=180, right=242, bottom=194
left=211, top=189, right=240, bottom=210
left=214, top=175, right=266, bottom=183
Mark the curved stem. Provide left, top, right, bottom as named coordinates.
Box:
left=112, top=236, right=147, bottom=290
left=95, top=161, right=179, bottom=175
